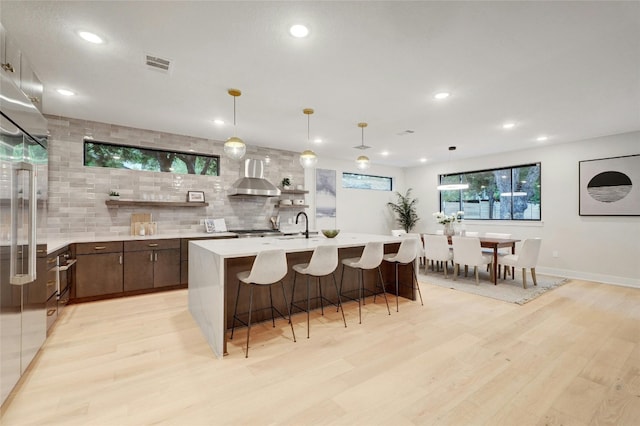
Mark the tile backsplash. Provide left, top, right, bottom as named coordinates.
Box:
left=46, top=116, right=305, bottom=238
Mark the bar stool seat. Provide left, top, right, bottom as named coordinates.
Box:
left=339, top=241, right=390, bottom=324
left=230, top=249, right=296, bottom=358
left=290, top=244, right=346, bottom=338
left=383, top=236, right=423, bottom=312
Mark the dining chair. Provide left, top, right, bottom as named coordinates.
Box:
left=423, top=234, right=453, bottom=278
left=499, top=238, right=542, bottom=289
left=484, top=232, right=512, bottom=277
left=290, top=244, right=346, bottom=338
left=382, top=237, right=423, bottom=312
left=451, top=236, right=493, bottom=285
left=230, top=249, right=296, bottom=357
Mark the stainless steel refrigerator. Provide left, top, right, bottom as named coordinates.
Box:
left=0, top=70, right=48, bottom=405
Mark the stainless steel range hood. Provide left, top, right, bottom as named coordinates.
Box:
left=227, top=159, right=281, bottom=197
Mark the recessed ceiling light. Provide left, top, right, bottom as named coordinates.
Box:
left=56, top=88, right=75, bottom=96
left=313, top=138, right=322, bottom=144
left=289, top=24, right=309, bottom=38
left=502, top=122, right=516, bottom=129
left=77, top=30, right=104, bottom=44
left=213, top=119, right=225, bottom=125
left=536, top=135, right=548, bottom=142
left=381, top=151, right=389, bottom=156
left=420, top=158, right=427, bottom=163
left=434, top=92, right=450, bottom=100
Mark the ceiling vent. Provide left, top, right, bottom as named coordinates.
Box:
left=396, top=130, right=415, bottom=136
left=144, top=54, right=172, bottom=73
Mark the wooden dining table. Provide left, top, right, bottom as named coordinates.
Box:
left=442, top=235, right=521, bottom=285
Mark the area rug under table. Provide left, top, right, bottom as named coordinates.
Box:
left=418, top=267, right=569, bottom=305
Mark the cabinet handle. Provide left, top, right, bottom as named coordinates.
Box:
left=47, top=309, right=56, bottom=317
left=148, top=243, right=159, bottom=247
left=94, top=246, right=106, bottom=250
left=47, top=258, right=57, bottom=264
left=155, top=252, right=158, bottom=262
left=119, top=255, right=123, bottom=265
left=47, top=280, right=56, bottom=285
left=37, top=249, right=45, bottom=253
left=1, top=63, right=14, bottom=73
left=150, top=253, right=153, bottom=262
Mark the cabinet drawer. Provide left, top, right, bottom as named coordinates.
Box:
left=125, top=239, right=180, bottom=252
left=75, top=241, right=123, bottom=255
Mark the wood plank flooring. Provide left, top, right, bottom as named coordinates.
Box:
left=1, top=279, right=639, bottom=425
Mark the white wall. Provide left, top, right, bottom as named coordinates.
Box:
left=303, top=158, right=406, bottom=234
left=404, top=131, right=640, bottom=287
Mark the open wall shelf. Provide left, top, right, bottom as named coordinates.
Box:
left=105, top=200, right=209, bottom=208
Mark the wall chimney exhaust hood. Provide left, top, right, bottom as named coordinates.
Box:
left=227, top=159, right=281, bottom=197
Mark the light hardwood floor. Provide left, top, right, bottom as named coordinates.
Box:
left=1, top=279, right=639, bottom=426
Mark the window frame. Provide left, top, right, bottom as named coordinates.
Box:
left=83, top=139, right=220, bottom=176
left=342, top=172, right=393, bottom=191
left=438, top=162, right=541, bottom=221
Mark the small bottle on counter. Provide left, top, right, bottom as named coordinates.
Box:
left=139, top=226, right=145, bottom=236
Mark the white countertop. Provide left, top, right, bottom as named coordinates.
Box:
left=46, top=231, right=237, bottom=254
left=190, top=232, right=403, bottom=258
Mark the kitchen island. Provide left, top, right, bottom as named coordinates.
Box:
left=189, top=232, right=410, bottom=358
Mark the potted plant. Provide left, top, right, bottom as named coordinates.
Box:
left=109, top=190, right=120, bottom=201
left=281, top=177, right=291, bottom=190
left=387, top=188, right=419, bottom=233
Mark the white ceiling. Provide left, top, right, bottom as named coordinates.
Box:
left=2, top=1, right=639, bottom=167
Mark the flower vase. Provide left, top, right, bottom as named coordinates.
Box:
left=443, top=223, right=455, bottom=237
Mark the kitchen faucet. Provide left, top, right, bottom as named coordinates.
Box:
left=295, top=211, right=309, bottom=239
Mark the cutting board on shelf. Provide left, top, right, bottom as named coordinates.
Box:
left=131, top=213, right=152, bottom=235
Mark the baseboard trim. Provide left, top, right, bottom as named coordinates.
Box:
left=536, top=267, right=639, bottom=289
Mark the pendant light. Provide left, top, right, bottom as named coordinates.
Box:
left=355, top=122, right=370, bottom=170
left=299, top=108, right=318, bottom=168
left=437, top=146, right=469, bottom=190
left=223, top=89, right=246, bottom=161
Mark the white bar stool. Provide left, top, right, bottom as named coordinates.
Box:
left=290, top=244, right=346, bottom=338
left=339, top=241, right=390, bottom=324
left=382, top=236, right=423, bottom=312
left=229, top=249, right=296, bottom=358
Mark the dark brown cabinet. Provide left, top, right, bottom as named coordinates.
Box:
left=74, top=242, right=123, bottom=298
left=123, top=239, right=180, bottom=291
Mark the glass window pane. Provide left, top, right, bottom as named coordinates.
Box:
left=438, top=163, right=541, bottom=221
left=84, top=141, right=219, bottom=176
left=342, top=172, right=392, bottom=191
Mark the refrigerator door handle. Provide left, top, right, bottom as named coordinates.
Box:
left=10, top=161, right=37, bottom=285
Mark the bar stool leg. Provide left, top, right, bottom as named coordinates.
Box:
left=377, top=266, right=391, bottom=315
left=269, top=286, right=275, bottom=327
left=245, top=285, right=254, bottom=358
left=412, top=262, right=423, bottom=305
left=332, top=273, right=347, bottom=328
left=318, top=277, right=325, bottom=315
left=290, top=271, right=298, bottom=321
left=306, top=275, right=311, bottom=338
left=280, top=281, right=297, bottom=343
left=395, top=263, right=399, bottom=312
left=230, top=280, right=242, bottom=340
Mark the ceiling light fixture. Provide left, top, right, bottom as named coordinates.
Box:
left=355, top=122, right=371, bottom=170
left=434, top=92, right=450, bottom=100
left=213, top=119, right=225, bottom=125
left=289, top=24, right=309, bottom=38
left=536, top=135, right=548, bottom=142
left=56, top=88, right=75, bottom=96
left=223, top=89, right=246, bottom=161
left=437, top=146, right=469, bottom=191
left=502, top=122, right=516, bottom=129
left=299, top=108, right=318, bottom=168
left=77, top=30, right=104, bottom=44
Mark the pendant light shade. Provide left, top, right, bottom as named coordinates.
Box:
left=224, top=89, right=246, bottom=161
left=437, top=146, right=469, bottom=190
left=299, top=108, right=317, bottom=168
left=355, top=122, right=370, bottom=169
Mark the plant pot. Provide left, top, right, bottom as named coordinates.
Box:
left=443, top=223, right=455, bottom=237
left=109, top=196, right=120, bottom=201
